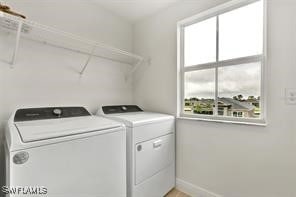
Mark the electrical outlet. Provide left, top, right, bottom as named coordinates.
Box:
left=286, top=88, right=296, bottom=104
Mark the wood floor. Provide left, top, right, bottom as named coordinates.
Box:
left=165, top=188, right=190, bottom=197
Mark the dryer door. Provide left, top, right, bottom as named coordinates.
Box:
left=135, top=133, right=174, bottom=185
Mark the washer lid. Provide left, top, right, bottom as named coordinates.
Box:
left=105, top=112, right=174, bottom=127
left=15, top=116, right=122, bottom=143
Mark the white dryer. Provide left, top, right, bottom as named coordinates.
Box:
left=4, top=107, right=126, bottom=197
left=98, top=105, right=175, bottom=197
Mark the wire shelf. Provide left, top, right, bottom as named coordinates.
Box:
left=0, top=11, right=144, bottom=75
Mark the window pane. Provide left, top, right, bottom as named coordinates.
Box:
left=184, top=69, right=215, bottom=115
left=218, top=62, right=261, bottom=118
left=219, top=0, right=263, bottom=60
left=184, top=17, right=216, bottom=66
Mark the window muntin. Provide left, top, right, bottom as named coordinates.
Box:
left=179, top=0, right=265, bottom=123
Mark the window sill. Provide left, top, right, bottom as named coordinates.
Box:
left=177, top=115, right=267, bottom=127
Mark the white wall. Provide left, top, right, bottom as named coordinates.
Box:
left=133, top=0, right=296, bottom=196
left=0, top=0, right=134, bottom=194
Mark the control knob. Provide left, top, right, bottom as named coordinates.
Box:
left=53, top=108, right=62, bottom=116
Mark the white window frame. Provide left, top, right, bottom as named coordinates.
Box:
left=177, top=0, right=267, bottom=126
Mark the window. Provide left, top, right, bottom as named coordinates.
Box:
left=178, top=0, right=266, bottom=125
left=233, top=112, right=243, bottom=117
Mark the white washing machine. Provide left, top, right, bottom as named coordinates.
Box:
left=98, top=105, right=175, bottom=197
left=4, top=107, right=126, bottom=197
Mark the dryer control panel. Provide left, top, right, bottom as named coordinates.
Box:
left=14, top=107, right=91, bottom=122
left=102, top=105, right=143, bottom=114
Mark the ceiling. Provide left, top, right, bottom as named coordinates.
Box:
left=92, top=0, right=183, bottom=23
left=4, top=0, right=183, bottom=23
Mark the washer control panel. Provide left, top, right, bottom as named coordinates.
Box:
left=14, top=107, right=91, bottom=122
left=102, top=105, right=143, bottom=114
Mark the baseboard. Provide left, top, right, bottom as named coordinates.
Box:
left=176, top=178, right=223, bottom=197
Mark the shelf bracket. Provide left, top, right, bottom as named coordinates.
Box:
left=80, top=46, right=96, bottom=75
left=130, top=58, right=144, bottom=76
left=11, top=20, right=23, bottom=67
left=125, top=58, right=143, bottom=81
